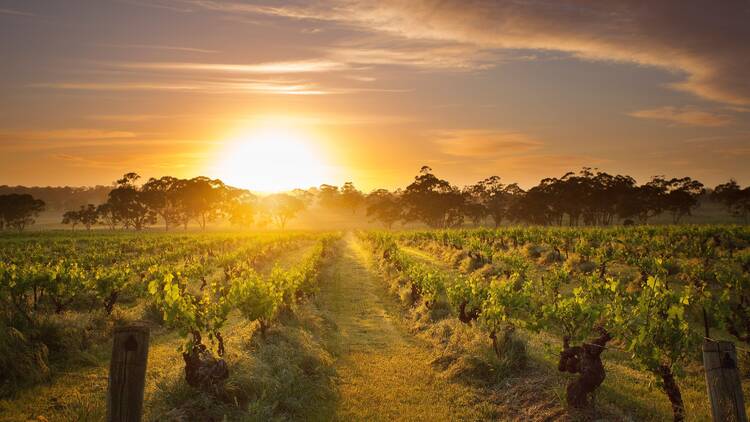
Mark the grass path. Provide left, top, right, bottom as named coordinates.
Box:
left=317, top=234, right=500, bottom=421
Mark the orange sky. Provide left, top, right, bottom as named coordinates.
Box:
left=1, top=1, right=749, bottom=191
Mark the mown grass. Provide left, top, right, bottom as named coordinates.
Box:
left=319, top=235, right=538, bottom=421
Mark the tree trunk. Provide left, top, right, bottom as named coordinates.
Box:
left=659, top=364, right=685, bottom=422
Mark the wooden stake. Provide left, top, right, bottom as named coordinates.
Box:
left=107, top=324, right=150, bottom=422
left=703, top=340, right=747, bottom=422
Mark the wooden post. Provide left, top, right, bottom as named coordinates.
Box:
left=107, top=324, right=150, bottom=422
left=703, top=340, right=748, bottom=422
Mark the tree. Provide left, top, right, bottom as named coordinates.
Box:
left=106, top=173, right=155, bottom=230
left=712, top=179, right=750, bottom=223
left=62, top=209, right=81, bottom=230
left=509, top=184, right=555, bottom=225
left=62, top=204, right=98, bottom=231
left=366, top=189, right=402, bottom=229
left=317, top=184, right=340, bottom=210
left=290, top=188, right=315, bottom=207
left=662, top=177, right=705, bottom=223
left=402, top=166, right=465, bottom=228
left=340, top=182, right=365, bottom=215
left=78, top=204, right=99, bottom=230
left=619, top=181, right=667, bottom=223
left=141, top=176, right=185, bottom=231
left=264, top=193, right=305, bottom=229
left=96, top=202, right=120, bottom=230
left=465, top=176, right=523, bottom=227
left=179, top=177, right=227, bottom=230
left=0, top=194, right=45, bottom=231
left=225, top=188, right=257, bottom=228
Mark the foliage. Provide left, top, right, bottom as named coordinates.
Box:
left=0, top=193, right=45, bottom=231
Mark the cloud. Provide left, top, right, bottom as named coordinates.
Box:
left=0, top=129, right=137, bottom=141
left=716, top=147, right=750, bottom=157
left=328, top=44, right=497, bottom=71
left=117, top=59, right=349, bottom=74
left=0, top=8, right=33, bottom=16
left=97, top=43, right=219, bottom=54
left=33, top=79, right=408, bottom=95
left=628, top=106, right=732, bottom=127
left=86, top=114, right=172, bottom=122
left=52, top=150, right=206, bottom=170
left=433, top=130, right=542, bottom=158
left=33, top=80, right=331, bottom=95
left=372, top=1, right=750, bottom=105
left=175, top=0, right=750, bottom=105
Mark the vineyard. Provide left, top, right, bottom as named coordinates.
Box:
left=0, top=231, right=339, bottom=420
left=361, top=225, right=750, bottom=421
left=0, top=226, right=749, bottom=420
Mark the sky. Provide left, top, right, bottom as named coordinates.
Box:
left=1, top=0, right=749, bottom=192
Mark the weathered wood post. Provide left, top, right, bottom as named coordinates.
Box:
left=703, top=340, right=748, bottom=422
left=107, top=324, right=150, bottom=422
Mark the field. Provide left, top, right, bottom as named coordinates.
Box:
left=1, top=226, right=750, bottom=421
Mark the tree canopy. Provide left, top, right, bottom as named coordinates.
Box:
left=0, top=194, right=45, bottom=231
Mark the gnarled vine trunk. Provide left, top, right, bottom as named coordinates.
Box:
left=458, top=300, right=479, bottom=324
left=103, top=290, right=119, bottom=315
left=558, top=329, right=612, bottom=408
left=182, top=331, right=228, bottom=393
left=658, top=364, right=685, bottom=422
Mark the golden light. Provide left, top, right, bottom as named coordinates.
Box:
left=214, top=124, right=332, bottom=192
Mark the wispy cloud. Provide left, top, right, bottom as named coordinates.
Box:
left=116, top=59, right=349, bottom=74
left=33, top=80, right=329, bottom=95
left=52, top=149, right=207, bottom=170
left=33, top=79, right=408, bottom=95
left=168, top=0, right=750, bottom=105
left=628, top=106, right=732, bottom=127
left=98, top=43, right=219, bottom=54
left=86, top=114, right=173, bottom=122
left=433, top=129, right=543, bottom=159
left=0, top=8, right=34, bottom=16
left=328, top=45, right=496, bottom=71
left=0, top=129, right=137, bottom=141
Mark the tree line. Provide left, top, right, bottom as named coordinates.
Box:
left=363, top=166, right=750, bottom=228
left=1, top=167, right=748, bottom=231
left=59, top=173, right=305, bottom=231
left=0, top=185, right=110, bottom=211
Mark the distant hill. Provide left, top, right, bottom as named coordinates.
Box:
left=0, top=185, right=111, bottom=212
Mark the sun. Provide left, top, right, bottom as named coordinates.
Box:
left=214, top=124, right=331, bottom=192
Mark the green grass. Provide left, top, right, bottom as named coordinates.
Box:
left=317, top=235, right=533, bottom=421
